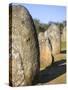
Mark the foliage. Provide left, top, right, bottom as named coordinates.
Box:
left=33, top=18, right=66, bottom=35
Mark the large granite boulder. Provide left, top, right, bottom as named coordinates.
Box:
left=47, top=24, right=61, bottom=55
left=38, top=32, right=52, bottom=69
left=9, top=4, right=40, bottom=86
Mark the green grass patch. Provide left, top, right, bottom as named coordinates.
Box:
left=61, top=41, right=66, bottom=50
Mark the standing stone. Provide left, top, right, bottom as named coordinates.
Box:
left=47, top=24, right=61, bottom=55
left=9, top=4, right=40, bottom=86
left=38, top=32, right=52, bottom=69
left=61, top=26, right=66, bottom=42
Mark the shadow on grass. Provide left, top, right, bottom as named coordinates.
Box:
left=33, top=59, right=66, bottom=85
left=60, top=50, right=66, bottom=54
left=39, top=59, right=66, bottom=83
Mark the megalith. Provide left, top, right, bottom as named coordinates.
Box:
left=9, top=4, right=40, bottom=86
left=38, top=32, right=52, bottom=69
left=61, top=26, right=66, bottom=42
left=47, top=24, right=61, bottom=55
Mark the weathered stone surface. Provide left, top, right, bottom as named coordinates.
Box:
left=9, top=4, right=40, bottom=86
left=47, top=24, right=61, bottom=55
left=38, top=32, right=52, bottom=69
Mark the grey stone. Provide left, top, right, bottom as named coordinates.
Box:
left=61, top=27, right=66, bottom=42
left=47, top=24, right=61, bottom=55
left=38, top=32, right=52, bottom=69
left=9, top=4, right=40, bottom=86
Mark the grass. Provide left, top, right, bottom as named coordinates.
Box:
left=61, top=41, right=66, bottom=50
left=40, top=63, right=47, bottom=70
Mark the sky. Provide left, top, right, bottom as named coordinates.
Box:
left=23, top=4, right=66, bottom=24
